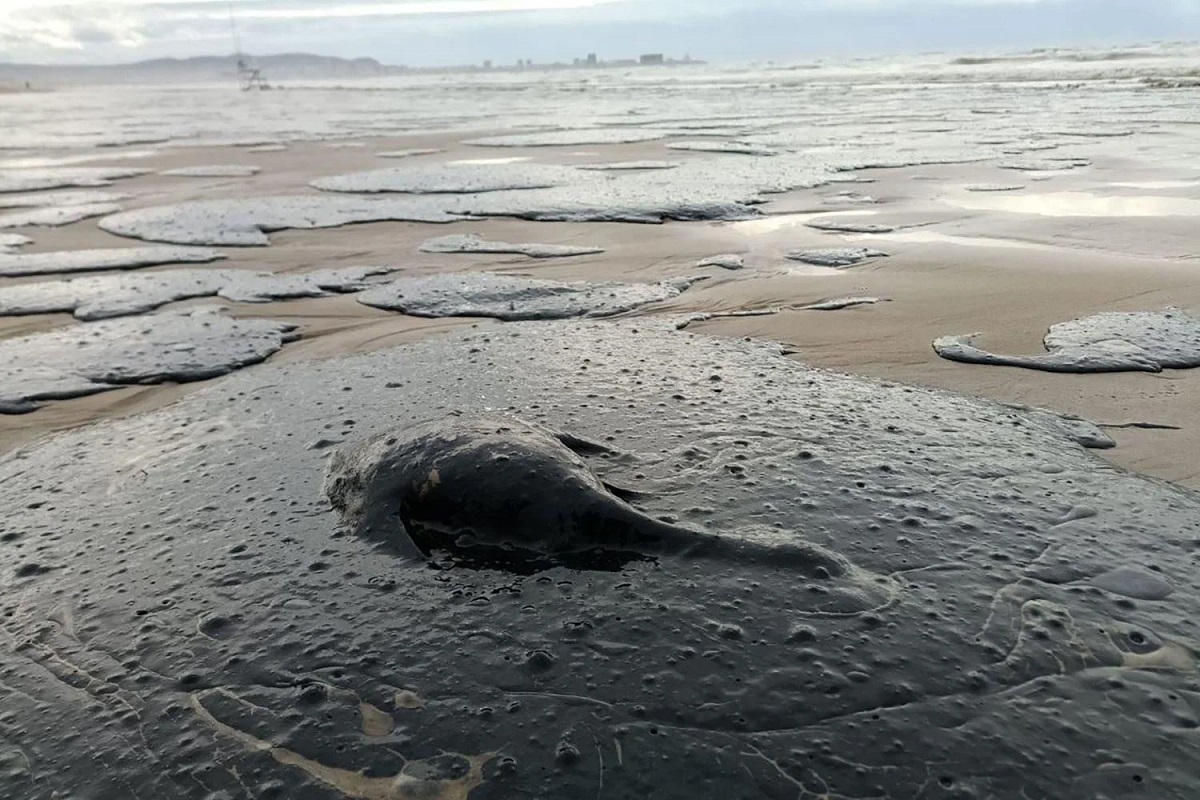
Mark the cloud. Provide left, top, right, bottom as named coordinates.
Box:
left=1, top=0, right=1198, bottom=64
left=0, top=0, right=630, bottom=59
left=0, top=4, right=147, bottom=55
left=217, top=0, right=626, bottom=20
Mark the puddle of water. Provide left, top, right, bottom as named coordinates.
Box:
left=783, top=263, right=849, bottom=276
left=729, top=209, right=876, bottom=235
left=847, top=230, right=1040, bottom=250
left=1024, top=169, right=1077, bottom=178
left=0, top=150, right=160, bottom=169
left=447, top=157, right=531, bottom=165
left=1108, top=180, right=1200, bottom=190
left=942, top=191, right=1200, bottom=217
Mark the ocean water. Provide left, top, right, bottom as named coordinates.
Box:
left=2, top=41, right=1197, bottom=169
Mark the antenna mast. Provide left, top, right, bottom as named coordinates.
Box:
left=228, top=2, right=269, bottom=91
left=228, top=3, right=242, bottom=56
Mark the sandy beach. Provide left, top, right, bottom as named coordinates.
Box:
left=3, top=135, right=1198, bottom=483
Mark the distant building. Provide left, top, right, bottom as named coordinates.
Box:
left=639, top=53, right=664, bottom=65
left=483, top=60, right=492, bottom=69
left=586, top=53, right=598, bottom=66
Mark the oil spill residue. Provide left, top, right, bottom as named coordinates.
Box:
left=0, top=266, right=388, bottom=320
left=161, top=165, right=261, bottom=178
left=98, top=195, right=461, bottom=246
left=323, top=414, right=903, bottom=614
left=800, top=296, right=887, bottom=310
left=377, top=148, right=444, bottom=159
left=0, top=166, right=149, bottom=193
left=576, top=161, right=680, bottom=171
left=666, top=141, right=780, bottom=157
left=935, top=308, right=1200, bottom=373
left=463, top=129, right=673, bottom=147
left=785, top=247, right=888, bottom=268
left=0, top=308, right=297, bottom=413
left=2, top=319, right=1200, bottom=797
left=0, top=190, right=130, bottom=210
left=0, top=233, right=31, bottom=252
left=696, top=253, right=745, bottom=270
left=806, top=219, right=897, bottom=234
left=191, top=688, right=493, bottom=800
left=310, top=163, right=574, bottom=195
left=357, top=273, right=699, bottom=321
left=418, top=233, right=604, bottom=259
left=0, top=202, right=122, bottom=229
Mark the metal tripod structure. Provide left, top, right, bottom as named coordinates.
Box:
left=229, top=4, right=270, bottom=90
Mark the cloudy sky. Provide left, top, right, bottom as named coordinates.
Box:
left=1, top=0, right=1198, bottom=65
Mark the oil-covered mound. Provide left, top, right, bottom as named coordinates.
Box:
left=575, top=161, right=680, bottom=171
left=98, top=195, right=460, bottom=246
left=1000, top=158, right=1090, bottom=172
left=0, top=202, right=121, bottom=229
left=357, top=273, right=699, bottom=320
left=964, top=183, right=1025, bottom=192
left=0, top=233, right=30, bottom=252
left=0, top=189, right=129, bottom=209
left=800, top=295, right=887, bottom=310
left=1, top=319, right=1196, bottom=798
left=696, top=253, right=745, bottom=270
left=0, top=266, right=391, bottom=320
left=0, top=308, right=296, bottom=412
left=311, top=163, right=574, bottom=194
left=806, top=219, right=897, bottom=234
left=0, top=166, right=149, bottom=193
left=935, top=308, right=1200, bottom=373
left=108, top=152, right=875, bottom=239
left=0, top=245, right=225, bottom=277
left=418, top=233, right=604, bottom=259
left=666, top=141, right=780, bottom=157
left=161, top=165, right=261, bottom=178
left=785, top=247, right=889, bottom=268
left=463, top=129, right=673, bottom=147
left=376, top=148, right=443, bottom=158
left=325, top=415, right=887, bottom=576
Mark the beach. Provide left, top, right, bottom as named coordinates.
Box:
left=2, top=44, right=1200, bottom=798
left=3, top=133, right=1199, bottom=483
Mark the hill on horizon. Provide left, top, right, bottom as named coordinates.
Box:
left=0, top=53, right=407, bottom=87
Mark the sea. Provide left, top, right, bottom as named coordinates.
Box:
left=2, top=40, right=1198, bottom=174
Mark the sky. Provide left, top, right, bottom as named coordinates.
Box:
left=1, top=0, right=1199, bottom=65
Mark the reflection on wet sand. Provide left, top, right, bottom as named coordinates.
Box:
left=944, top=190, right=1200, bottom=217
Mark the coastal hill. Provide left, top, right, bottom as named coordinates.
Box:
left=0, top=51, right=700, bottom=88
left=0, top=53, right=405, bottom=87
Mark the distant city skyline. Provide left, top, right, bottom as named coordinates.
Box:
left=2, top=0, right=1199, bottom=65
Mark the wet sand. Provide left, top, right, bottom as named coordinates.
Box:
left=2, top=135, right=1199, bottom=485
